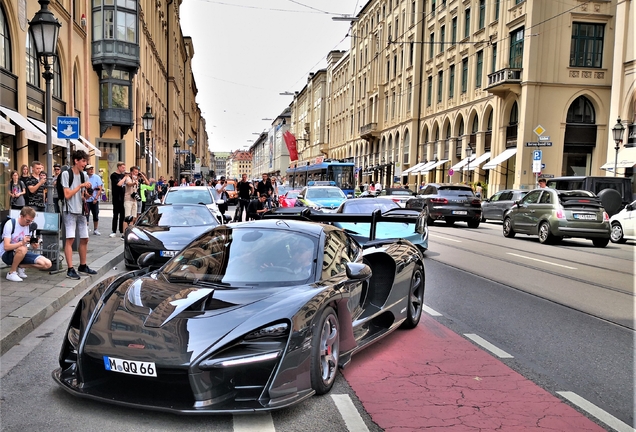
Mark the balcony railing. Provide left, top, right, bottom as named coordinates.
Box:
left=486, top=68, right=522, bottom=89
left=360, top=122, right=379, bottom=140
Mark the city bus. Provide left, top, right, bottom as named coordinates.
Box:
left=286, top=160, right=355, bottom=196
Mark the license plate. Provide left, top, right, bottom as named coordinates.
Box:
left=104, top=356, right=157, bottom=377
left=160, top=250, right=177, bottom=257
left=573, top=213, right=596, bottom=220
left=452, top=211, right=468, bottom=215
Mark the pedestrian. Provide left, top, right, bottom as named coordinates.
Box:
left=538, top=178, right=547, bottom=188
left=109, top=162, right=126, bottom=238
left=25, top=160, right=46, bottom=212
left=247, top=194, right=269, bottom=220
left=52, top=163, right=61, bottom=213
left=375, top=180, right=382, bottom=192
left=168, top=176, right=176, bottom=188
left=8, top=170, right=26, bottom=210
left=140, top=176, right=156, bottom=212
left=60, top=149, right=97, bottom=279
left=85, top=165, right=103, bottom=235
left=19, top=164, right=30, bottom=188
left=1, top=206, right=52, bottom=282
left=235, top=173, right=254, bottom=222
left=123, top=166, right=141, bottom=235
left=213, top=176, right=228, bottom=216
left=179, top=177, right=188, bottom=187
left=475, top=182, right=483, bottom=197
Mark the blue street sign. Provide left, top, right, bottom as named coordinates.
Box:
left=533, top=150, right=542, bottom=161
left=57, top=116, right=80, bottom=140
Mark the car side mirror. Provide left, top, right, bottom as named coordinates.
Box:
left=346, top=262, right=372, bottom=280
left=137, top=252, right=156, bottom=268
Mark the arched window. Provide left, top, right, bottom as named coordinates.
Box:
left=458, top=118, right=465, bottom=136
left=472, top=115, right=479, bottom=133
left=566, top=95, right=595, bottom=123
left=26, top=32, right=39, bottom=86
left=485, top=111, right=493, bottom=152
left=53, top=59, right=62, bottom=98
left=563, top=96, right=597, bottom=176
left=0, top=4, right=11, bottom=70
left=506, top=102, right=518, bottom=148
left=402, top=129, right=410, bottom=164
left=510, top=102, right=518, bottom=125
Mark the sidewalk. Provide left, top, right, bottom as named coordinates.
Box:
left=0, top=212, right=123, bottom=355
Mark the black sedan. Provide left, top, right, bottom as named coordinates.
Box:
left=406, top=183, right=482, bottom=228
left=481, top=189, right=528, bottom=222
left=123, top=204, right=219, bottom=269
left=53, top=217, right=425, bottom=414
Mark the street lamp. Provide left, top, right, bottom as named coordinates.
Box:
left=29, top=0, right=61, bottom=214
left=612, top=118, right=625, bottom=177
left=142, top=105, right=155, bottom=178
left=173, top=139, right=181, bottom=181
left=466, top=144, right=473, bottom=184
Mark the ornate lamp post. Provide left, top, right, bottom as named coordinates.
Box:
left=29, top=0, right=61, bottom=213
left=173, top=140, right=181, bottom=182
left=612, top=118, right=625, bottom=177
left=142, top=105, right=155, bottom=177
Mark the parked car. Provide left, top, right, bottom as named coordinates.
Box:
left=123, top=203, right=219, bottom=269
left=503, top=189, right=611, bottom=247
left=162, top=186, right=225, bottom=223
left=53, top=217, right=425, bottom=413
left=610, top=199, right=636, bottom=243
left=297, top=186, right=348, bottom=213
left=481, top=189, right=529, bottom=222
left=546, top=176, right=633, bottom=216
left=374, top=188, right=415, bottom=207
left=406, top=183, right=482, bottom=228
left=223, top=179, right=238, bottom=205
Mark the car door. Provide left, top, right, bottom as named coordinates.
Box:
left=514, top=190, right=542, bottom=232
left=621, top=201, right=636, bottom=238
left=494, top=191, right=512, bottom=220
left=483, top=191, right=502, bottom=219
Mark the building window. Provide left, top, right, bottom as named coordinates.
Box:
left=451, top=17, right=457, bottom=46
left=429, top=33, right=434, bottom=59
left=495, top=0, right=500, bottom=21
left=386, top=60, right=390, bottom=81
left=427, top=76, right=432, bottom=107
left=449, top=64, right=455, bottom=98
left=411, top=1, right=416, bottom=26
left=440, top=25, right=445, bottom=53
left=464, top=8, right=470, bottom=39
left=92, top=0, right=137, bottom=43
left=392, top=91, right=396, bottom=118
left=409, top=40, right=414, bottom=66
left=26, top=32, right=39, bottom=86
left=492, top=43, right=497, bottom=73
left=566, top=95, right=595, bottom=123
left=479, top=0, right=486, bottom=30
left=475, top=50, right=483, bottom=88
left=437, top=71, right=443, bottom=103
left=432, top=0, right=436, bottom=16
left=461, top=58, right=468, bottom=93
left=0, top=4, right=11, bottom=70
left=509, top=27, right=524, bottom=68
left=53, top=59, right=62, bottom=98
left=570, top=23, right=604, bottom=68
left=407, top=81, right=412, bottom=112
left=100, top=69, right=131, bottom=109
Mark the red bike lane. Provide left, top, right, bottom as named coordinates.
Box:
left=343, top=315, right=605, bottom=431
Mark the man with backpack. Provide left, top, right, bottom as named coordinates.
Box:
left=59, top=149, right=97, bottom=280
left=1, top=206, right=52, bottom=282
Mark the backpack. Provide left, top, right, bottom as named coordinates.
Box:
left=1, top=217, right=17, bottom=238
left=56, top=167, right=86, bottom=210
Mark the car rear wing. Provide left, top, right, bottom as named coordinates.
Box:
left=264, top=207, right=423, bottom=241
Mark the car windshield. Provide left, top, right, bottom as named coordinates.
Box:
left=341, top=200, right=398, bottom=213
left=137, top=205, right=217, bottom=227
left=224, top=183, right=235, bottom=191
left=386, top=190, right=412, bottom=196
left=161, top=227, right=318, bottom=286
left=285, top=190, right=300, bottom=199
left=164, top=189, right=213, bottom=205
left=306, top=188, right=346, bottom=199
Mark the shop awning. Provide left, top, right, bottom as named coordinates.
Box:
left=135, top=139, right=161, bottom=168
left=0, top=106, right=46, bottom=143
left=463, top=152, right=491, bottom=171
left=70, top=138, right=89, bottom=152
left=450, top=155, right=476, bottom=171
left=600, top=147, right=636, bottom=170
left=403, top=162, right=427, bottom=174
left=0, top=115, right=15, bottom=135
left=27, top=118, right=68, bottom=148
left=483, top=148, right=517, bottom=170
left=411, top=160, right=438, bottom=174
left=79, top=135, right=102, bottom=157
left=420, top=159, right=450, bottom=173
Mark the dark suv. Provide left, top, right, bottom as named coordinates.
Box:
left=406, top=183, right=482, bottom=228
left=546, top=176, right=633, bottom=216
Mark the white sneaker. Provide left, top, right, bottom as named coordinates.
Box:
left=93, top=230, right=101, bottom=236
left=6, top=272, right=23, bottom=282
left=109, top=232, right=117, bottom=238
left=17, top=268, right=27, bottom=278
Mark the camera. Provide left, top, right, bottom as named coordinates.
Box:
left=131, top=192, right=140, bottom=200
left=86, top=187, right=94, bottom=195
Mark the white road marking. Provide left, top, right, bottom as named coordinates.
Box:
left=464, top=333, right=514, bottom=358
left=430, top=234, right=462, bottom=242
left=557, top=391, right=636, bottom=432
left=233, top=413, right=275, bottom=432
left=331, top=394, right=370, bottom=432
left=423, top=305, right=443, bottom=316
left=507, top=252, right=577, bottom=270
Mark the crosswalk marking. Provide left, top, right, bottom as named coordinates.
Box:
left=233, top=413, right=275, bottom=432
left=332, top=394, right=370, bottom=432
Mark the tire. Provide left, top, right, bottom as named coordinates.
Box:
left=481, top=216, right=487, bottom=222
left=467, top=219, right=480, bottom=228
left=503, top=217, right=516, bottom=238
left=400, top=263, right=424, bottom=329
left=310, top=307, right=340, bottom=395
left=597, top=188, right=623, bottom=216
left=610, top=222, right=626, bottom=243
left=538, top=221, right=555, bottom=244
left=592, top=238, right=610, bottom=248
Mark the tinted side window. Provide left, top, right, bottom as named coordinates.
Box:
left=521, top=190, right=542, bottom=204
left=539, top=191, right=552, bottom=203
left=499, top=192, right=512, bottom=201
left=423, top=186, right=436, bottom=194
left=322, top=231, right=352, bottom=279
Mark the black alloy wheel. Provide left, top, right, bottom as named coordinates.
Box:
left=503, top=217, right=515, bottom=238
left=400, top=263, right=424, bottom=329
left=538, top=221, right=556, bottom=244
left=310, top=307, right=340, bottom=395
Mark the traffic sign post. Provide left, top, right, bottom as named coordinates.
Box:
left=57, top=117, right=80, bottom=165
left=532, top=149, right=542, bottom=187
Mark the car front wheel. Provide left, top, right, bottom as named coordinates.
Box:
left=610, top=222, right=626, bottom=243
left=310, top=307, right=340, bottom=395
left=503, top=217, right=515, bottom=238
left=400, top=263, right=424, bottom=329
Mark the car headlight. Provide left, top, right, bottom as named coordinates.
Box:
left=244, top=322, right=289, bottom=340
left=127, top=229, right=149, bottom=242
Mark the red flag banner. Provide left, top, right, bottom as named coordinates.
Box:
left=283, top=131, right=299, bottom=161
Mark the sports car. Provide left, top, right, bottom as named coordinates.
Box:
left=53, top=217, right=425, bottom=414
left=123, top=204, right=219, bottom=269
left=279, top=189, right=301, bottom=207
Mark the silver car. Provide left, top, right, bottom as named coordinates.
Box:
left=481, top=189, right=528, bottom=222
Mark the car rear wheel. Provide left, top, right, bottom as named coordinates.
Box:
left=400, top=263, right=424, bottom=330
left=610, top=222, right=626, bottom=243
left=538, top=221, right=555, bottom=244
left=310, top=307, right=340, bottom=395
left=592, top=238, right=610, bottom=248
left=503, top=217, right=516, bottom=238
left=467, top=220, right=480, bottom=228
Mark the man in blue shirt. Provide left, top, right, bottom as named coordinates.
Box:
left=85, top=165, right=104, bottom=236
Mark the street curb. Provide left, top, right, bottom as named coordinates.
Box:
left=0, top=250, right=124, bottom=356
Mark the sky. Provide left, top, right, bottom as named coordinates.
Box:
left=179, top=0, right=363, bottom=154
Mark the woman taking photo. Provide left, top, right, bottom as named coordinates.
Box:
left=8, top=170, right=26, bottom=210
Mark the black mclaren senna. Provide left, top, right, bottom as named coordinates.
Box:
left=53, top=215, right=425, bottom=414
